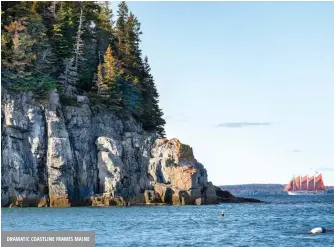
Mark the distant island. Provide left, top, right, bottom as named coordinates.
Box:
left=220, top=184, right=334, bottom=196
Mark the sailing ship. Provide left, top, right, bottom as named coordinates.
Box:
left=284, top=172, right=326, bottom=195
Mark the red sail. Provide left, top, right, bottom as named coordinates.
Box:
left=301, top=176, right=308, bottom=191
left=295, top=176, right=301, bottom=190
left=284, top=180, right=293, bottom=191
left=315, top=174, right=325, bottom=191
left=308, top=176, right=315, bottom=191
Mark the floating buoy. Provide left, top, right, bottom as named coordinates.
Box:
left=308, top=227, right=334, bottom=234
left=221, top=210, right=224, bottom=216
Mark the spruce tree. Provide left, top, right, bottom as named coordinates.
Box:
left=140, top=57, right=166, bottom=137
left=1, top=2, right=56, bottom=92
left=2, top=20, right=35, bottom=83
left=115, top=1, right=129, bottom=75
left=96, top=1, right=114, bottom=65
left=52, top=2, right=76, bottom=62
left=96, top=45, right=122, bottom=106
left=124, top=12, right=143, bottom=82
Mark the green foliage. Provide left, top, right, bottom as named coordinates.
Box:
left=96, top=45, right=122, bottom=106
left=119, top=77, right=143, bottom=117
left=4, top=73, right=57, bottom=98
left=1, top=1, right=166, bottom=136
left=139, top=57, right=166, bottom=137
left=59, top=95, right=79, bottom=107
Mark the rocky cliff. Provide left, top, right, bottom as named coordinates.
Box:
left=1, top=89, right=221, bottom=207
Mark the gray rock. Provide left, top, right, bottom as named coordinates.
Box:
left=76, top=95, right=90, bottom=105
left=1, top=89, right=221, bottom=207
left=1, top=88, right=46, bottom=207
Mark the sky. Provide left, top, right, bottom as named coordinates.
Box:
left=111, top=1, right=334, bottom=186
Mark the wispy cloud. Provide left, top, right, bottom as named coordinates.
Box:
left=217, top=122, right=273, bottom=128
left=292, top=149, right=301, bottom=153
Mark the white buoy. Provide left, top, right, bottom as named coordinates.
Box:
left=221, top=210, right=224, bottom=216
left=308, top=227, right=326, bottom=234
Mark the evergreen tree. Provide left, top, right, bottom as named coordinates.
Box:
left=58, top=2, right=101, bottom=93
left=140, top=57, right=166, bottom=137
left=1, top=1, right=166, bottom=136
left=123, top=12, right=143, bottom=82
left=2, top=20, right=35, bottom=82
left=1, top=2, right=56, bottom=92
left=96, top=1, right=115, bottom=66
left=57, top=3, right=85, bottom=96
left=116, top=7, right=145, bottom=117
left=115, top=1, right=129, bottom=75
left=119, top=77, right=143, bottom=117
left=96, top=45, right=122, bottom=105
left=52, top=2, right=77, bottom=61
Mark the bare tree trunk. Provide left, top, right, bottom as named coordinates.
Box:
left=51, top=2, right=57, bottom=18
left=75, top=7, right=84, bottom=70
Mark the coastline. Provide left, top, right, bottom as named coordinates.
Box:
left=3, top=187, right=263, bottom=208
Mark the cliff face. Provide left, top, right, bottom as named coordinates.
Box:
left=1, top=89, right=217, bottom=207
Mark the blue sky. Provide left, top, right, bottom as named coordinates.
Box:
left=111, top=1, right=334, bottom=185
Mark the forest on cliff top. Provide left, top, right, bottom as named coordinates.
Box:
left=1, top=1, right=166, bottom=137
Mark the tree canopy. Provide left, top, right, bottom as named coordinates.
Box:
left=1, top=1, right=166, bottom=137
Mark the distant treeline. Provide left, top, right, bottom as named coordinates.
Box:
left=220, top=184, right=334, bottom=195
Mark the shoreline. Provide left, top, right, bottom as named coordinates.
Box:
left=2, top=189, right=263, bottom=208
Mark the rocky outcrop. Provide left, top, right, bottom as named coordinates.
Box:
left=1, top=88, right=261, bottom=207
left=1, top=89, right=220, bottom=207
left=215, top=186, right=262, bottom=203
left=144, top=138, right=218, bottom=205
left=1, top=90, right=48, bottom=207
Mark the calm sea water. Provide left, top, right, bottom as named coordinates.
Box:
left=2, top=195, right=334, bottom=247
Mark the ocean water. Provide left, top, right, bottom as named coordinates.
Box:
left=2, top=195, right=334, bottom=247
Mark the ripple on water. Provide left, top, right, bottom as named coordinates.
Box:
left=2, top=195, right=334, bottom=247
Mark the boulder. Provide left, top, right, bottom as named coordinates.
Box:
left=195, top=198, right=202, bottom=205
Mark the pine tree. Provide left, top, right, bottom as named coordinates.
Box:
left=124, top=12, right=143, bottom=82
left=30, top=2, right=57, bottom=77
left=2, top=20, right=35, bottom=82
left=115, top=1, right=129, bottom=75
left=97, top=1, right=113, bottom=31
left=115, top=7, right=145, bottom=117
left=119, top=77, right=143, bottom=117
left=1, top=2, right=56, bottom=92
left=96, top=1, right=114, bottom=65
left=116, top=1, right=128, bottom=44
left=96, top=45, right=122, bottom=106
left=58, top=2, right=95, bottom=95
left=140, top=57, right=166, bottom=137
left=52, top=2, right=76, bottom=61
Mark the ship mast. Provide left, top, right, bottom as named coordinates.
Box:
left=314, top=173, right=316, bottom=192
left=292, top=175, right=295, bottom=191
left=307, top=175, right=309, bottom=191
left=299, top=174, right=301, bottom=191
